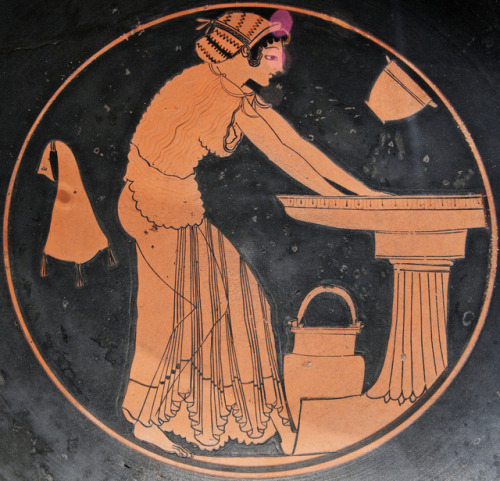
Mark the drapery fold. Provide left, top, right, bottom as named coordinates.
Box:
left=368, top=267, right=449, bottom=404
left=120, top=186, right=289, bottom=449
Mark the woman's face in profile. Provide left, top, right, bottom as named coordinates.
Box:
left=248, top=42, right=285, bottom=87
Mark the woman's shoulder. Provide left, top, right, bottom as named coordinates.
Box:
left=142, top=63, right=219, bottom=114
left=159, top=63, right=217, bottom=94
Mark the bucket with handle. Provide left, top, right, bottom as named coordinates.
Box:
left=283, top=286, right=365, bottom=427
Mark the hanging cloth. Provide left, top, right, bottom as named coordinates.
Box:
left=37, top=140, right=115, bottom=286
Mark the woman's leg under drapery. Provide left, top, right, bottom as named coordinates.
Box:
left=119, top=185, right=293, bottom=451
left=118, top=186, right=192, bottom=457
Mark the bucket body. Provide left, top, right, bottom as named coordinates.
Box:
left=291, top=326, right=360, bottom=356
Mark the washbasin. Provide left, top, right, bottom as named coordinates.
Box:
left=277, top=194, right=486, bottom=233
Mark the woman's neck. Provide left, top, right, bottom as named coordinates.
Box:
left=209, top=64, right=254, bottom=98
left=214, top=56, right=250, bottom=88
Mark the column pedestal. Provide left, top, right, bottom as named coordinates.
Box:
left=368, top=230, right=466, bottom=403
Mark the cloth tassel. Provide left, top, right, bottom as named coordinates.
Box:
left=49, top=141, right=59, bottom=182
left=107, top=246, right=117, bottom=267
left=75, top=263, right=85, bottom=288
left=40, top=254, right=48, bottom=277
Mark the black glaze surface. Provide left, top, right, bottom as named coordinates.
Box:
left=1, top=1, right=499, bottom=479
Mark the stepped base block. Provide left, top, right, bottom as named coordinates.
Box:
left=293, top=394, right=411, bottom=455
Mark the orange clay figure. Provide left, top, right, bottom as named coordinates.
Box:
left=117, top=11, right=380, bottom=458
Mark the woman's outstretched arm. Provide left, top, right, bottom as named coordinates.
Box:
left=239, top=100, right=380, bottom=195
left=235, top=107, right=345, bottom=196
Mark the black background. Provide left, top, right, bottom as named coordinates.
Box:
left=1, top=0, right=499, bottom=480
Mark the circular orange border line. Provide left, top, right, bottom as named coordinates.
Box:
left=3, top=2, right=497, bottom=478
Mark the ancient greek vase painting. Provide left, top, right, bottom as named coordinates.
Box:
left=4, top=4, right=496, bottom=477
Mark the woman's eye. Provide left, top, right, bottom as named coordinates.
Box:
left=265, top=55, right=278, bottom=61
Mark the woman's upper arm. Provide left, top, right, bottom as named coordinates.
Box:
left=234, top=105, right=288, bottom=158
left=252, top=103, right=309, bottom=152
left=235, top=99, right=308, bottom=152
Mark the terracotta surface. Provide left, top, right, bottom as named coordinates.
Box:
left=1, top=2, right=497, bottom=479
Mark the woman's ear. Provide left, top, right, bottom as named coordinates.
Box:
left=241, top=45, right=250, bottom=58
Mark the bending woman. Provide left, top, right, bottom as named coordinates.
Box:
left=118, top=11, right=379, bottom=457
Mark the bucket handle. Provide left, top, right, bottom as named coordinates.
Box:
left=291, top=285, right=359, bottom=328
